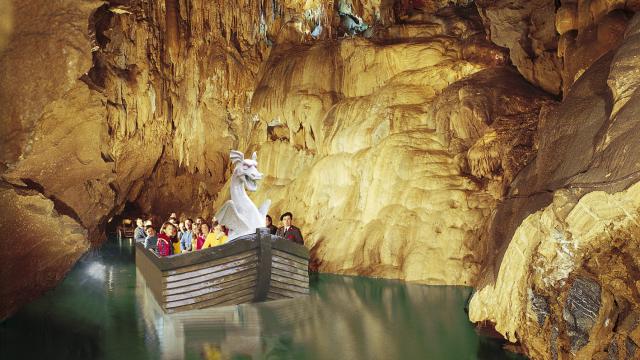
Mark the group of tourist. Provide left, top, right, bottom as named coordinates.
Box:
left=133, top=211, right=303, bottom=257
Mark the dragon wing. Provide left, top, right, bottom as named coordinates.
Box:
left=216, top=200, right=251, bottom=239
left=258, top=199, right=271, bottom=220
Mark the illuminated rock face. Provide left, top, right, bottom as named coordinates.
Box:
left=233, top=37, right=553, bottom=283
left=469, top=13, right=640, bottom=360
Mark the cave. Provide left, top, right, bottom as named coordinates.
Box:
left=1, top=0, right=639, bottom=359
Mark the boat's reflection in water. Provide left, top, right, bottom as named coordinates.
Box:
left=136, top=271, right=518, bottom=360
left=137, top=270, right=309, bottom=359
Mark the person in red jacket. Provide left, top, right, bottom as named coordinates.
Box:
left=156, top=222, right=177, bottom=257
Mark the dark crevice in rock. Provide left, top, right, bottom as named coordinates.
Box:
left=85, top=4, right=114, bottom=92
left=15, top=178, right=84, bottom=227
left=530, top=291, right=550, bottom=326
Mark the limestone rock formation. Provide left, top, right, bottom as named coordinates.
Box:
left=217, top=6, right=555, bottom=284
left=0, top=185, right=88, bottom=319
left=469, top=12, right=640, bottom=360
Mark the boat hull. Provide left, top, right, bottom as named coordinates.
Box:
left=135, top=228, right=309, bottom=312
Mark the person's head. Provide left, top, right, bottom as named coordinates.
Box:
left=161, top=222, right=177, bottom=237
left=280, top=212, right=293, bottom=227
left=170, top=212, right=177, bottom=219
left=145, top=225, right=156, bottom=237
left=136, top=218, right=144, bottom=227
left=179, top=222, right=186, bottom=231
left=213, top=223, right=223, bottom=233
left=185, top=218, right=193, bottom=229
left=266, top=215, right=273, bottom=226
left=145, top=219, right=153, bottom=227
left=169, top=218, right=178, bottom=226
left=192, top=223, right=201, bottom=235
left=195, top=217, right=203, bottom=225
left=200, top=223, right=210, bottom=235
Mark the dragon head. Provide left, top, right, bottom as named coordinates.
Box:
left=230, top=150, right=263, bottom=192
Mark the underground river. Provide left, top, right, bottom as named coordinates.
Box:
left=0, top=237, right=525, bottom=359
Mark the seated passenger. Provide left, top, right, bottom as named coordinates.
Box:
left=196, top=223, right=209, bottom=250
left=180, top=218, right=193, bottom=252
left=144, top=225, right=158, bottom=251
left=202, top=223, right=228, bottom=248
left=190, top=223, right=201, bottom=251
left=134, top=218, right=146, bottom=243
left=157, top=222, right=177, bottom=257
left=266, top=215, right=277, bottom=235
left=171, top=227, right=181, bottom=255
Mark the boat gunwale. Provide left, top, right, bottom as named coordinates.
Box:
left=135, top=229, right=309, bottom=272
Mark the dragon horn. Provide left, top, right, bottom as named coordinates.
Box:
left=230, top=150, right=244, bottom=165
left=251, top=151, right=257, bottom=161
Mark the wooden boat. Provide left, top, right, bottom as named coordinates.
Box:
left=117, top=218, right=135, bottom=240
left=135, top=228, right=310, bottom=313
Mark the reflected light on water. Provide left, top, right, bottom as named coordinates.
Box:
left=85, top=261, right=106, bottom=281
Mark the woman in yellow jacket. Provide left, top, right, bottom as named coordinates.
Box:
left=202, top=223, right=228, bottom=248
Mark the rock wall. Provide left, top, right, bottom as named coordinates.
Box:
left=211, top=4, right=555, bottom=284
left=469, top=11, right=640, bottom=360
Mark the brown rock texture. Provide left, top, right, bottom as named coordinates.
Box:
left=0, top=185, right=89, bottom=319
left=469, top=12, right=640, bottom=360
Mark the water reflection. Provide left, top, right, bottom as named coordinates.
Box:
left=0, top=238, right=524, bottom=360
left=138, top=273, right=523, bottom=360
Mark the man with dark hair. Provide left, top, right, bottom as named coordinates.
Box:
left=134, top=218, right=146, bottom=243
left=144, top=225, right=158, bottom=251
left=276, top=212, right=304, bottom=245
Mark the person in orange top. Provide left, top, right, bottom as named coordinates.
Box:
left=202, top=223, right=228, bottom=248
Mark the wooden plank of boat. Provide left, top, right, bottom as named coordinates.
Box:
left=135, top=245, right=165, bottom=306
left=165, top=277, right=257, bottom=309
left=271, top=261, right=309, bottom=277
left=163, top=268, right=258, bottom=296
left=271, top=274, right=309, bottom=289
left=272, top=249, right=308, bottom=266
left=164, top=253, right=258, bottom=284
left=271, top=268, right=309, bottom=283
left=271, top=237, right=310, bottom=259
left=139, top=238, right=258, bottom=271
left=164, top=261, right=257, bottom=290
left=272, top=255, right=308, bottom=270
left=165, top=273, right=257, bottom=302
left=166, top=250, right=258, bottom=276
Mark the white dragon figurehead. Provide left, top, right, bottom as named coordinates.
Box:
left=230, top=150, right=262, bottom=192
left=217, top=150, right=271, bottom=240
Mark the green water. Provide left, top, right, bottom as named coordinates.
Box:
left=0, top=238, right=525, bottom=360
